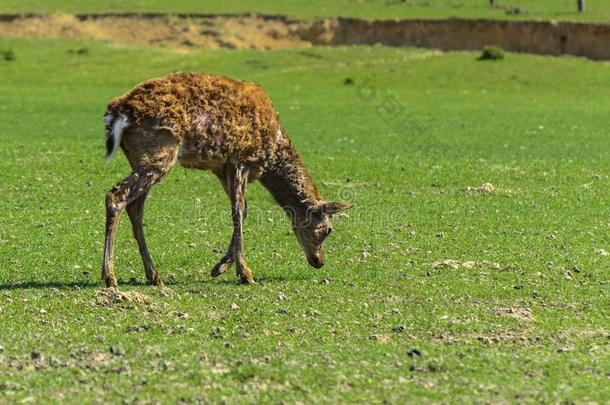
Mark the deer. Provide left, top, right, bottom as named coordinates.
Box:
left=101, top=72, right=351, bottom=287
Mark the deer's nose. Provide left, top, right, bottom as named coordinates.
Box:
left=308, top=254, right=325, bottom=269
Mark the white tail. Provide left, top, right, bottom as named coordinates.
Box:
left=104, top=112, right=129, bottom=161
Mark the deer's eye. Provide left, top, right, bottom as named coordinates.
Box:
left=321, top=228, right=332, bottom=241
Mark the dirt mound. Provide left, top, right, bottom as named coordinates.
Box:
left=94, top=288, right=152, bottom=307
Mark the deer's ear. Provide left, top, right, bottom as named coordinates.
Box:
left=321, top=201, right=352, bottom=216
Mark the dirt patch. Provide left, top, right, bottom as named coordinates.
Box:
left=497, top=307, right=533, bottom=322
left=475, top=330, right=539, bottom=345
left=0, top=14, right=317, bottom=50
left=1, top=14, right=610, bottom=59
left=93, top=288, right=152, bottom=307
left=466, top=182, right=495, bottom=195
left=431, top=259, right=501, bottom=270
left=369, top=334, right=392, bottom=343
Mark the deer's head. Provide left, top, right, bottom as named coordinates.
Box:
left=292, top=201, right=352, bottom=268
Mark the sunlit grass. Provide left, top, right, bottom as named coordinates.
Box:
left=0, top=39, right=609, bottom=402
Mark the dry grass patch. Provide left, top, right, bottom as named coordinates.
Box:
left=431, top=259, right=501, bottom=270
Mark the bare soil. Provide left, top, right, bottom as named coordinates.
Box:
left=1, top=14, right=610, bottom=60
left=0, top=14, right=323, bottom=50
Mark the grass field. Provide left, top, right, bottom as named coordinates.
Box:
left=1, top=0, right=610, bottom=22
left=1, top=37, right=610, bottom=403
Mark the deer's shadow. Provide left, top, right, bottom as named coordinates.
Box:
left=0, top=280, right=183, bottom=290
left=0, top=281, right=99, bottom=291
left=0, top=273, right=316, bottom=290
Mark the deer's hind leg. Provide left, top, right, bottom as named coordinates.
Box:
left=126, top=191, right=163, bottom=286
left=102, top=168, right=168, bottom=287
left=101, top=128, right=177, bottom=288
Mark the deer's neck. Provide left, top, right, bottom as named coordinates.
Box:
left=260, top=137, right=321, bottom=219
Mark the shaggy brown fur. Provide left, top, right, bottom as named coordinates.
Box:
left=101, top=72, right=350, bottom=287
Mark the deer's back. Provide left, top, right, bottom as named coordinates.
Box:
left=107, top=72, right=283, bottom=169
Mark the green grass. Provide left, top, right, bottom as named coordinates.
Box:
left=1, top=38, right=610, bottom=403
left=1, top=0, right=610, bottom=22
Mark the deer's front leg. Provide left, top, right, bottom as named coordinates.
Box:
left=211, top=164, right=252, bottom=282
left=229, top=162, right=254, bottom=284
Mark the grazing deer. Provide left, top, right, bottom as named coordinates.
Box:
left=102, top=72, right=351, bottom=287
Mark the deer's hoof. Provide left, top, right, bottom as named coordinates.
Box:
left=147, top=274, right=164, bottom=287
left=211, top=261, right=230, bottom=277
left=237, top=271, right=255, bottom=285
left=103, top=277, right=118, bottom=289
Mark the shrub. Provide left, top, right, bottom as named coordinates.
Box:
left=478, top=46, right=505, bottom=61
left=1, top=49, right=16, bottom=61
left=68, top=47, right=89, bottom=55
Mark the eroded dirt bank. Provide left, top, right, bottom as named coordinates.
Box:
left=1, top=13, right=609, bottom=59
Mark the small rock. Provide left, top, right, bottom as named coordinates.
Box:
left=210, top=327, right=223, bottom=339
left=174, top=311, right=189, bottom=320
left=506, top=6, right=522, bottom=15
left=306, top=309, right=320, bottom=317
left=409, top=364, right=428, bottom=372
left=49, top=356, right=60, bottom=368
left=230, top=303, right=239, bottom=310
left=407, top=348, right=424, bottom=358
left=109, top=345, right=124, bottom=356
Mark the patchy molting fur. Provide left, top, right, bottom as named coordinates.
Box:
left=107, top=72, right=281, bottom=165
left=101, top=72, right=350, bottom=287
